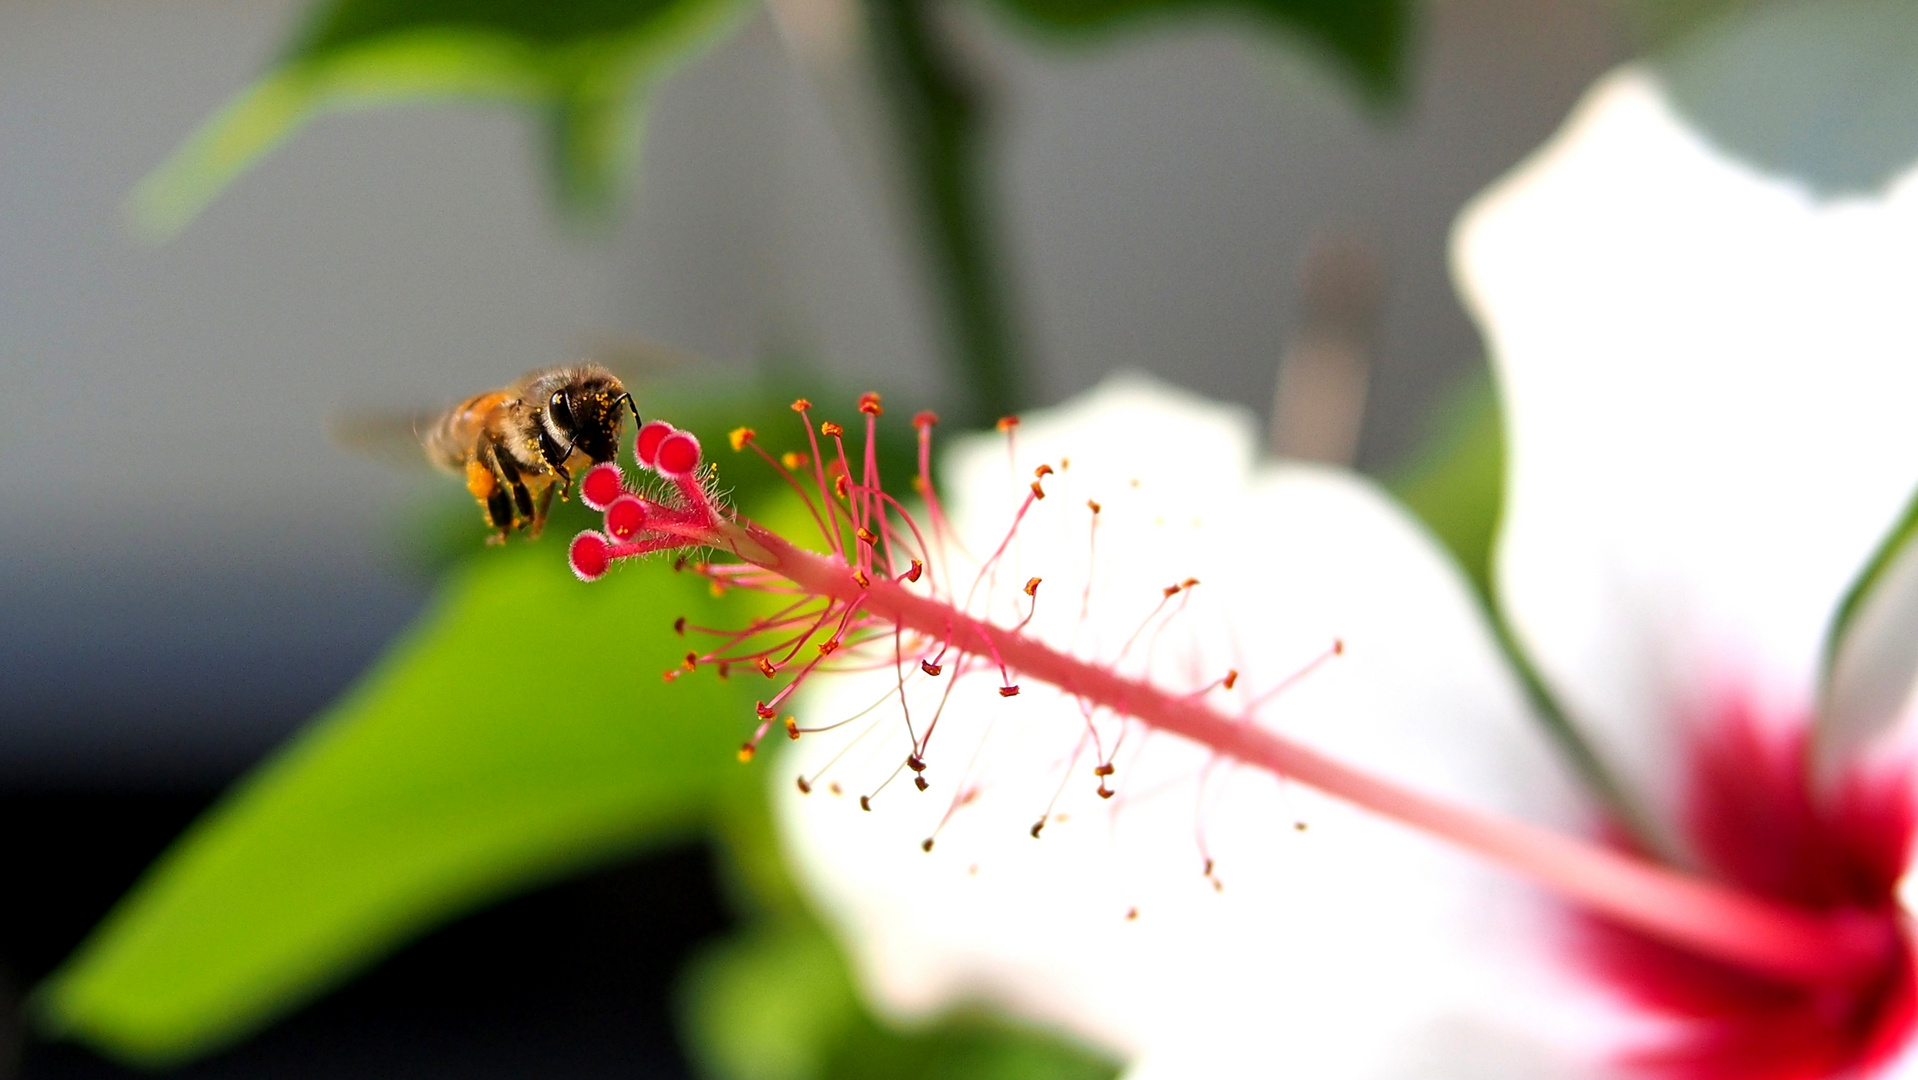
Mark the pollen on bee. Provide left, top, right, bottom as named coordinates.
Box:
left=728, top=426, right=756, bottom=451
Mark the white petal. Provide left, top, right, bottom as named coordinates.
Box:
left=1454, top=67, right=1918, bottom=819
left=775, top=376, right=1620, bottom=1077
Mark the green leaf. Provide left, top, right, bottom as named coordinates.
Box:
left=1388, top=370, right=1504, bottom=605
left=37, top=539, right=760, bottom=1063
left=128, top=0, right=749, bottom=240
left=1816, top=482, right=1918, bottom=768
left=680, top=913, right=1121, bottom=1080
left=977, top=0, right=1410, bottom=103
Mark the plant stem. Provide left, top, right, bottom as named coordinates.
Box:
left=860, top=0, right=1025, bottom=425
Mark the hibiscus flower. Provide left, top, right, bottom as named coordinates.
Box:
left=758, top=60, right=1918, bottom=1080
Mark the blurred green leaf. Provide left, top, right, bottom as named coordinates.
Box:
left=1388, top=370, right=1504, bottom=604
left=979, top=0, right=1409, bottom=103
left=38, top=537, right=760, bottom=1062
left=681, top=912, right=1121, bottom=1080
left=129, top=0, right=749, bottom=239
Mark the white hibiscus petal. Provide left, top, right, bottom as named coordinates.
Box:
left=1454, top=67, right=1918, bottom=820
left=774, top=376, right=1619, bottom=1078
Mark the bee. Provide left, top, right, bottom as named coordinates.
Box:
left=422, top=364, right=638, bottom=542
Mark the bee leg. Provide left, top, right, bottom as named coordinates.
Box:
left=484, top=488, right=515, bottom=545
left=527, top=483, right=557, bottom=540
left=536, top=426, right=574, bottom=500
left=465, top=460, right=513, bottom=545
left=486, top=438, right=538, bottom=530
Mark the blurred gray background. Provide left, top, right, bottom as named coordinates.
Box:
left=0, top=0, right=1627, bottom=783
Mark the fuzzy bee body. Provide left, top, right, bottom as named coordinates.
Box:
left=423, top=364, right=636, bottom=542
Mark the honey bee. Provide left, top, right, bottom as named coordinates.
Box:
left=422, top=364, right=638, bottom=542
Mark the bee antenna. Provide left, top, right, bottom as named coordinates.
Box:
left=617, top=393, right=641, bottom=423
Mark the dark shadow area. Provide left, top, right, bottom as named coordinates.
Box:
left=0, top=792, right=733, bottom=1080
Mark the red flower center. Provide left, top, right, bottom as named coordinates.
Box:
left=1587, top=698, right=1918, bottom=1079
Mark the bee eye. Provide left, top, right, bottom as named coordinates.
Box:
left=549, top=390, right=576, bottom=429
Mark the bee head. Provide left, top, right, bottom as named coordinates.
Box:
left=543, top=368, right=636, bottom=465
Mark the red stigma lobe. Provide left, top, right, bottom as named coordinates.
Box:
left=635, top=421, right=674, bottom=467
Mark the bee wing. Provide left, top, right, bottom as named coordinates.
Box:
left=329, top=408, right=441, bottom=472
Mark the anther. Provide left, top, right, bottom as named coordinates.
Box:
left=820, top=420, right=844, bottom=438
left=1087, top=499, right=1101, bottom=514
left=781, top=451, right=810, bottom=469
left=1023, top=577, right=1041, bottom=597
left=859, top=392, right=883, bottom=416
left=716, top=663, right=730, bottom=680
left=673, top=616, right=686, bottom=636
left=1030, top=819, right=1046, bottom=839
left=755, top=701, right=777, bottom=719
left=921, top=838, right=934, bottom=852
left=921, top=660, right=943, bottom=677
left=1162, top=583, right=1182, bottom=598
left=1030, top=479, right=1047, bottom=500
left=999, top=685, right=1020, bottom=698
left=1295, top=821, right=1309, bottom=832
left=913, top=410, right=938, bottom=429
left=914, top=776, right=929, bottom=792
left=682, top=652, right=698, bottom=672
left=1182, top=577, right=1200, bottom=589
left=852, top=570, right=870, bottom=588
left=728, top=426, right=756, bottom=451
left=834, top=474, right=850, bottom=498
left=1033, top=464, right=1053, bottom=479
left=756, top=658, right=777, bottom=678
left=796, top=776, right=812, bottom=794
left=1333, top=638, right=1344, bottom=654
left=1097, top=785, right=1114, bottom=799
left=785, top=717, right=800, bottom=740
left=1125, top=907, right=1138, bottom=921
left=818, top=638, right=840, bottom=656
left=738, top=743, right=756, bottom=763
left=906, top=559, right=923, bottom=582
left=790, top=398, right=812, bottom=412
left=1093, top=764, right=1114, bottom=777
left=635, top=421, right=675, bottom=467
left=859, top=796, right=872, bottom=812
left=996, top=416, right=1020, bottom=432
left=830, top=783, right=842, bottom=796
left=1223, top=669, right=1238, bottom=690
left=856, top=527, right=879, bottom=546
left=907, top=755, right=926, bottom=772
